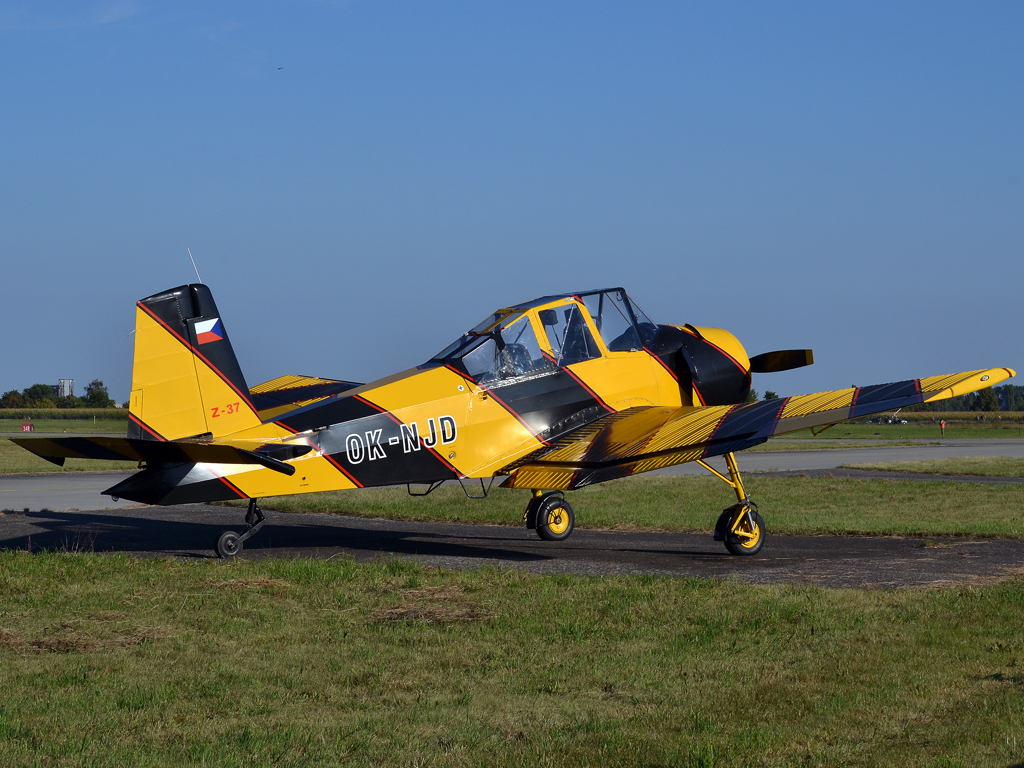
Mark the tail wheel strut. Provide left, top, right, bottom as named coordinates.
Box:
left=215, top=498, right=266, bottom=559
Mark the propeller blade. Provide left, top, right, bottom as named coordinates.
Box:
left=749, top=349, right=814, bottom=373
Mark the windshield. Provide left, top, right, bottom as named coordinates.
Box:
left=539, top=303, right=601, bottom=365
left=578, top=289, right=658, bottom=349
left=463, top=315, right=554, bottom=384
left=431, top=310, right=524, bottom=362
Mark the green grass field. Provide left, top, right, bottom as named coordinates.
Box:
left=843, top=457, right=1024, bottom=478
left=754, top=438, right=940, bottom=451
left=0, top=553, right=1022, bottom=766
left=228, top=474, right=1024, bottom=539
left=781, top=422, right=1024, bottom=440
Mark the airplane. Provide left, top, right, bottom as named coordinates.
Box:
left=13, top=283, right=1014, bottom=559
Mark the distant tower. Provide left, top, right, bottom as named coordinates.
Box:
left=57, top=379, right=74, bottom=398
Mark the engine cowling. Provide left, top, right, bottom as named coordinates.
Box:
left=648, top=325, right=752, bottom=406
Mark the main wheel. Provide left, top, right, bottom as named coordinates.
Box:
left=536, top=496, right=575, bottom=541
left=216, top=530, right=242, bottom=559
left=724, top=509, right=765, bottom=556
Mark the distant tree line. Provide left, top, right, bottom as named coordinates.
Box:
left=922, top=384, right=1024, bottom=412
left=0, top=380, right=115, bottom=409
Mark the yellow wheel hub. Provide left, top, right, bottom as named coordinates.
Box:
left=731, top=512, right=761, bottom=548
left=546, top=508, right=569, bottom=535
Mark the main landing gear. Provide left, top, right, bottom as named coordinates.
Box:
left=215, top=498, right=266, bottom=559
left=701, top=452, right=765, bottom=556
left=524, top=491, right=575, bottom=541
left=519, top=452, right=764, bottom=555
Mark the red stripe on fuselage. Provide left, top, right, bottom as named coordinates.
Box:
left=443, top=365, right=551, bottom=446
left=560, top=365, right=614, bottom=414
left=645, top=348, right=678, bottom=382
left=209, top=470, right=247, bottom=499
left=128, top=412, right=167, bottom=441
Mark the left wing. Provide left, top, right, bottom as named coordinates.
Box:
left=501, top=367, right=1015, bottom=491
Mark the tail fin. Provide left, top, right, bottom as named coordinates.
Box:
left=128, top=284, right=262, bottom=441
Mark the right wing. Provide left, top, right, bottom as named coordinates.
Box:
left=501, top=367, right=1015, bottom=491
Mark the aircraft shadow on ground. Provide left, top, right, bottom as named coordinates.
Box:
left=0, top=510, right=562, bottom=563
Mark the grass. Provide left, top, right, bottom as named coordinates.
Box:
left=781, top=422, right=1024, bottom=440
left=1, top=553, right=1023, bottom=766
left=0, top=438, right=137, bottom=474
left=842, top=457, right=1024, bottom=478
left=753, top=439, right=940, bottom=451
left=227, top=474, right=1024, bottom=539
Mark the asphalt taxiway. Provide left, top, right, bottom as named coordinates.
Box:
left=1, top=504, right=1022, bottom=589
left=2, top=439, right=1022, bottom=587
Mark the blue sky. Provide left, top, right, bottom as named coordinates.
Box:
left=1, top=1, right=1021, bottom=403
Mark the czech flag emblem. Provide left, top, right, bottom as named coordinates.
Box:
left=195, top=317, right=224, bottom=345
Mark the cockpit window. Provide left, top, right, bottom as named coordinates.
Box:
left=627, top=296, right=659, bottom=345
left=461, top=315, right=554, bottom=384
left=581, top=290, right=641, bottom=352
left=431, top=310, right=524, bottom=362
left=538, top=303, right=601, bottom=366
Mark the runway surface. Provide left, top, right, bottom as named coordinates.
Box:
left=2, top=440, right=1022, bottom=588
left=1, top=504, right=1022, bottom=589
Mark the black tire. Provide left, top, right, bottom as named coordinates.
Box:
left=724, top=509, right=765, bottom=556
left=713, top=509, right=731, bottom=541
left=216, top=530, right=242, bottom=559
left=536, top=496, right=574, bottom=542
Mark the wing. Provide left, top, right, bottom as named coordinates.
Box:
left=248, top=375, right=362, bottom=420
left=10, top=435, right=308, bottom=475
left=500, top=367, right=1015, bottom=491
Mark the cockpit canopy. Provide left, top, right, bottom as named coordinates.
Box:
left=430, top=289, right=658, bottom=385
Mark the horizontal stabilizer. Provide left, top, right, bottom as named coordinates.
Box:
left=11, top=436, right=304, bottom=476
left=749, top=349, right=814, bottom=373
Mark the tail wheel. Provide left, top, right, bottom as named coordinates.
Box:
left=724, top=508, right=765, bottom=556
left=216, top=530, right=242, bottom=559
left=536, top=496, right=575, bottom=542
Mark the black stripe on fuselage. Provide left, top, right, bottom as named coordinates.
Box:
left=274, top=394, right=382, bottom=434
left=127, top=413, right=167, bottom=441
left=278, top=393, right=459, bottom=487
left=315, top=408, right=458, bottom=487
left=103, top=465, right=245, bottom=506
left=448, top=359, right=612, bottom=445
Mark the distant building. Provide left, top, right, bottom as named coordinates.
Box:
left=57, top=379, right=74, bottom=398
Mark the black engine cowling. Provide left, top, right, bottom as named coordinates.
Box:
left=647, top=325, right=752, bottom=406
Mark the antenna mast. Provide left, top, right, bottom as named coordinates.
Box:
left=187, top=248, right=203, bottom=284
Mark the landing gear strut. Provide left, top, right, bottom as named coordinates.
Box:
left=215, top=498, right=266, bottom=559
left=700, top=452, right=766, bottom=556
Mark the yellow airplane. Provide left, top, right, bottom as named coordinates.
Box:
left=13, top=284, right=1015, bottom=558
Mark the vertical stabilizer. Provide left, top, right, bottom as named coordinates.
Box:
left=128, top=284, right=261, bottom=440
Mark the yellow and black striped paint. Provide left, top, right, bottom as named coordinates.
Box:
left=12, top=284, right=1016, bottom=509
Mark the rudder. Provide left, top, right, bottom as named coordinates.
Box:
left=128, top=284, right=261, bottom=440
